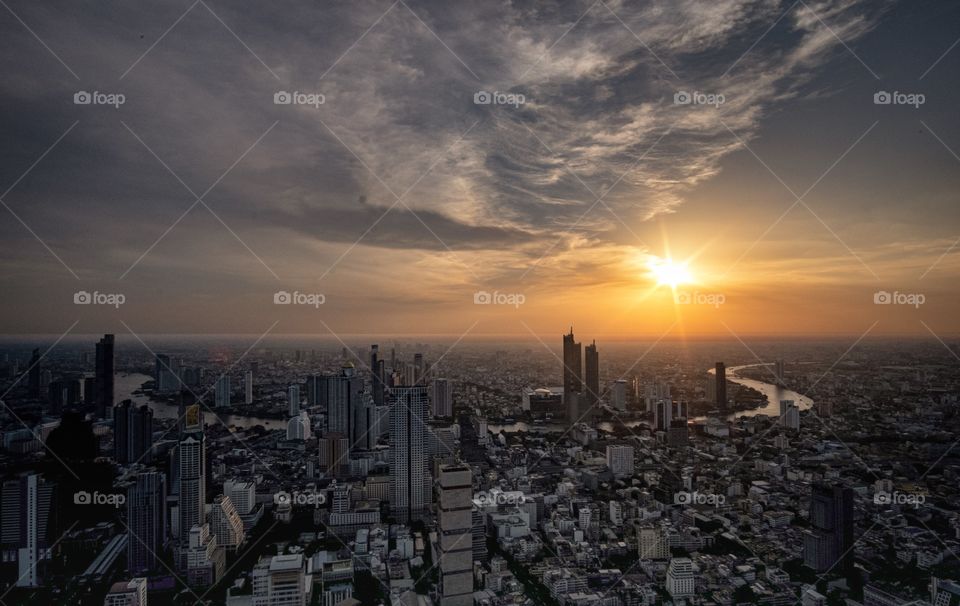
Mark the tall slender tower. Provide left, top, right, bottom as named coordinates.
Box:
left=178, top=404, right=206, bottom=548
left=95, top=334, right=115, bottom=418
left=562, top=328, right=583, bottom=423
left=127, top=471, right=167, bottom=574
left=715, top=362, right=727, bottom=411
left=437, top=463, right=474, bottom=605
left=389, top=386, right=430, bottom=522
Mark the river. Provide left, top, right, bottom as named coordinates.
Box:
left=487, top=362, right=813, bottom=433
left=115, top=373, right=285, bottom=430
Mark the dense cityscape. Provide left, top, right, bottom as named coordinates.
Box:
left=1, top=332, right=959, bottom=605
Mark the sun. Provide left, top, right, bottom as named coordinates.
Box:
left=648, top=257, right=693, bottom=288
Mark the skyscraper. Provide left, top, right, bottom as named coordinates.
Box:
left=155, top=354, right=179, bottom=393
left=431, top=378, right=454, bottom=418
left=370, top=345, right=384, bottom=407
left=715, top=362, right=727, bottom=411
left=437, top=463, right=473, bottom=606
left=95, top=334, right=115, bottom=418
left=114, top=400, right=154, bottom=464
left=318, top=364, right=363, bottom=441
left=611, top=379, right=627, bottom=411
left=214, top=376, right=230, bottom=408
left=389, top=385, right=430, bottom=521
left=209, top=494, right=244, bottom=551
left=126, top=471, right=166, bottom=574
left=803, top=483, right=854, bottom=574
left=288, top=384, right=301, bottom=417
left=178, top=405, right=206, bottom=549
left=244, top=370, right=253, bottom=405
left=562, top=328, right=583, bottom=423
left=585, top=340, right=600, bottom=411
left=1, top=474, right=58, bottom=587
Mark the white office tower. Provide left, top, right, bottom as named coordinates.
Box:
left=286, top=411, right=311, bottom=441
left=184, top=524, right=225, bottom=587
left=666, top=557, right=696, bottom=598
left=437, top=464, right=473, bottom=606
left=210, top=494, right=244, bottom=550
left=638, top=526, right=669, bottom=559
left=606, top=445, right=634, bottom=477
left=224, top=480, right=256, bottom=516
left=611, top=379, right=627, bottom=411
left=244, top=371, right=253, bottom=405
left=780, top=400, right=800, bottom=430
left=252, top=553, right=312, bottom=606
left=389, top=386, right=430, bottom=521
left=178, top=409, right=206, bottom=551
left=215, top=375, right=230, bottom=408
left=288, top=384, right=301, bottom=417
left=103, top=578, right=148, bottom=606
left=431, top=378, right=454, bottom=417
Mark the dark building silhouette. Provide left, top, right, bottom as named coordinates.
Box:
left=48, top=377, right=81, bottom=414
left=95, top=334, right=115, bottom=418
left=126, top=471, right=167, bottom=574
left=563, top=328, right=583, bottom=423
left=803, top=483, right=854, bottom=574
left=114, top=400, right=154, bottom=464
left=585, top=340, right=600, bottom=412
left=715, top=362, right=727, bottom=411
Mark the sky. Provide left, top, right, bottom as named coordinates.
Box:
left=0, top=0, right=958, bottom=339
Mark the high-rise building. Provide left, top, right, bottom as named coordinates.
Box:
left=775, top=359, right=785, bottom=386
left=317, top=365, right=363, bottom=442
left=251, top=553, right=312, bottom=605
left=223, top=481, right=256, bottom=516
left=114, top=401, right=154, bottom=464
left=611, top=379, right=627, bottom=411
left=606, top=445, right=634, bottom=477
left=803, top=483, right=854, bottom=574
left=666, top=558, right=695, bottom=598
left=288, top=384, right=301, bottom=417
left=780, top=399, right=800, bottom=430
left=584, top=341, right=600, bottom=411
left=178, top=405, right=206, bottom=549
left=562, top=329, right=583, bottom=423
left=103, top=578, right=148, bottom=606
left=1, top=474, right=58, bottom=587
left=27, top=348, right=41, bottom=399
left=715, top=362, right=727, bottom=411
left=437, top=464, right=473, bottom=606
left=431, top=378, right=454, bottom=418
left=210, top=495, right=244, bottom=551
left=244, top=370, right=253, bottom=405
left=286, top=411, right=311, bottom=441
left=95, top=334, right=116, bottom=418
left=655, top=399, right=672, bottom=431
left=48, top=377, right=81, bottom=413
left=183, top=524, right=224, bottom=587
left=155, top=354, right=179, bottom=393
left=352, top=392, right=378, bottom=450
left=370, top=345, right=384, bottom=407
left=318, top=433, right=350, bottom=477
left=638, top=525, right=669, bottom=559
left=214, top=376, right=230, bottom=408
left=389, top=386, right=430, bottom=521
left=126, top=472, right=166, bottom=574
